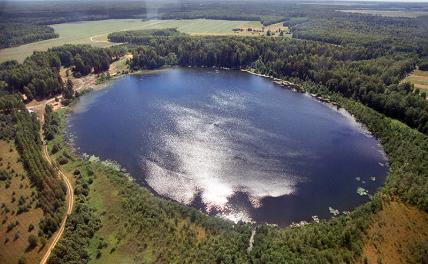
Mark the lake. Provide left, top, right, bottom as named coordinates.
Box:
left=66, top=67, right=388, bottom=226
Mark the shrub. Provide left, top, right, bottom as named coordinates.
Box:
left=27, top=234, right=38, bottom=250
left=419, top=61, right=428, bottom=71
left=57, top=156, right=68, bottom=165
left=51, top=144, right=59, bottom=154
left=18, top=256, right=26, bottom=264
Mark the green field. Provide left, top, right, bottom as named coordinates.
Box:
left=0, top=19, right=261, bottom=63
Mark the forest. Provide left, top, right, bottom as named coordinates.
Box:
left=250, top=82, right=428, bottom=263
left=0, top=23, right=58, bottom=49
left=42, top=56, right=428, bottom=264
left=0, top=44, right=125, bottom=100
left=108, top=33, right=428, bottom=134
left=0, top=94, right=66, bottom=239
left=1, top=1, right=428, bottom=263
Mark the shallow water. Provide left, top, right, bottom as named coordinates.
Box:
left=66, top=67, right=388, bottom=225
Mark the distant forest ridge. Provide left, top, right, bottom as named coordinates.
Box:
left=2, top=0, right=428, bottom=25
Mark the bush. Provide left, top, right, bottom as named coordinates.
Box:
left=51, top=144, right=59, bottom=154
left=27, top=234, right=38, bottom=250
left=18, top=256, right=26, bottom=264
left=419, top=61, right=428, bottom=71
left=57, top=156, right=68, bottom=165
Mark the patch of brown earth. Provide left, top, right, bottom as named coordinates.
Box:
left=361, top=201, right=428, bottom=264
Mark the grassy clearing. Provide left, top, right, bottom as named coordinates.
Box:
left=361, top=201, right=428, bottom=264
left=0, top=141, right=47, bottom=264
left=404, top=69, right=428, bottom=92
left=0, top=19, right=259, bottom=63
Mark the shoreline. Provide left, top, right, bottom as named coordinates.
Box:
left=61, top=66, right=389, bottom=228
left=241, top=68, right=341, bottom=106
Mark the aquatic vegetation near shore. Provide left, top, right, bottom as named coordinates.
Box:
left=357, top=187, right=369, bottom=196
left=312, top=215, right=320, bottom=223
left=328, top=207, right=340, bottom=216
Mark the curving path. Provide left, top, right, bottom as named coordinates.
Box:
left=39, top=140, right=74, bottom=264
left=247, top=227, right=256, bottom=254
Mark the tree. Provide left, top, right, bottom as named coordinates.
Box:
left=63, top=79, right=74, bottom=100
left=27, top=234, right=38, bottom=250
left=73, top=54, right=91, bottom=76
left=419, top=61, right=428, bottom=71
left=18, top=256, right=26, bottom=264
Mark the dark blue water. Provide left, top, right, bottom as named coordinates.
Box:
left=66, top=68, right=388, bottom=225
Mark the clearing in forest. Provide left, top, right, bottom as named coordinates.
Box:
left=404, top=69, right=428, bottom=92
left=232, top=22, right=291, bottom=37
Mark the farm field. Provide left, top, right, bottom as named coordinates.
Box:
left=0, top=19, right=261, bottom=63
left=404, top=69, right=428, bottom=93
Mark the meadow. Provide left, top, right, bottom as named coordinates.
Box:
left=0, top=19, right=260, bottom=63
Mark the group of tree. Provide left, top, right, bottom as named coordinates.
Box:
left=2, top=0, right=428, bottom=50
left=45, top=61, right=428, bottom=264
left=0, top=44, right=120, bottom=100
left=419, top=59, right=428, bottom=71
left=251, top=83, right=428, bottom=262
left=43, top=105, right=61, bottom=141
left=0, top=23, right=58, bottom=48
left=108, top=28, right=182, bottom=45
left=1, top=2, right=428, bottom=262
left=111, top=32, right=428, bottom=134
left=0, top=94, right=66, bottom=238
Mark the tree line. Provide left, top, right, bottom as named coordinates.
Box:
left=0, top=44, right=124, bottom=100
left=109, top=33, right=428, bottom=135
left=45, top=108, right=250, bottom=264
left=0, top=23, right=58, bottom=48
left=0, top=94, right=66, bottom=238
left=251, top=81, right=428, bottom=263
left=43, top=45, right=428, bottom=263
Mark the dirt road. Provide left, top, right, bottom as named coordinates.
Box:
left=39, top=134, right=74, bottom=264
